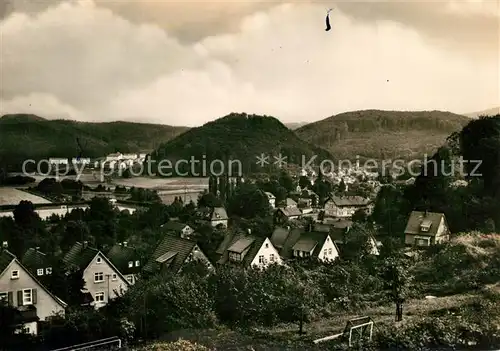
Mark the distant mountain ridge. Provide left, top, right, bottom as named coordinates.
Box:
left=152, top=112, right=332, bottom=175
left=285, top=122, right=309, bottom=130
left=295, top=109, right=471, bottom=160
left=464, top=107, right=500, bottom=119
left=0, top=114, right=188, bottom=169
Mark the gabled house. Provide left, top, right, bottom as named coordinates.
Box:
left=21, top=248, right=53, bottom=280
left=143, top=235, right=213, bottom=274
left=271, top=227, right=340, bottom=262
left=404, top=211, right=450, bottom=247
left=106, top=243, right=142, bottom=285
left=313, top=219, right=380, bottom=256
left=264, top=192, right=276, bottom=209
left=324, top=195, right=373, bottom=218
left=298, top=190, right=319, bottom=208
left=63, top=242, right=129, bottom=308
left=161, top=221, right=195, bottom=239
left=274, top=206, right=302, bottom=224
left=196, top=207, right=228, bottom=228
left=0, top=248, right=66, bottom=335
left=217, top=233, right=282, bottom=269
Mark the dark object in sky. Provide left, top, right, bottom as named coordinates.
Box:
left=325, top=9, right=333, bottom=31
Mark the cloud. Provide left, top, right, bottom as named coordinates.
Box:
left=1, top=0, right=498, bottom=126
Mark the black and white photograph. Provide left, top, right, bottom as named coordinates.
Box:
left=0, top=0, right=499, bottom=350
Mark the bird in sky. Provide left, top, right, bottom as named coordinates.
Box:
left=325, top=8, right=333, bottom=31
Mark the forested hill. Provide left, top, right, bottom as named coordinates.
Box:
left=0, top=114, right=188, bottom=168
left=295, top=110, right=471, bottom=160
left=152, top=113, right=333, bottom=175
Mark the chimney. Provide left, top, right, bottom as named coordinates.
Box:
left=247, top=229, right=251, bottom=235
left=123, top=242, right=127, bottom=247
left=35, top=247, right=40, bottom=251
left=83, top=241, right=88, bottom=248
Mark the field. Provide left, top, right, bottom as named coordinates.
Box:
left=0, top=187, right=52, bottom=205
left=148, top=287, right=498, bottom=350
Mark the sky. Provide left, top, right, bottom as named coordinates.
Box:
left=0, top=0, right=499, bottom=127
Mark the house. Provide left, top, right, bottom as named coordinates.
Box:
left=63, top=242, right=129, bottom=308
left=298, top=190, right=319, bottom=208
left=143, top=235, right=213, bottom=274
left=404, top=211, right=450, bottom=247
left=106, top=243, right=142, bottom=285
left=196, top=207, right=228, bottom=228
left=264, top=192, right=276, bottom=209
left=285, top=198, right=297, bottom=208
left=274, top=207, right=302, bottom=224
left=105, top=152, right=122, bottom=162
left=324, top=195, right=373, bottom=218
left=216, top=233, right=282, bottom=269
left=315, top=219, right=380, bottom=255
left=48, top=158, right=68, bottom=166
left=161, top=221, right=195, bottom=239
left=122, top=153, right=138, bottom=160
left=71, top=158, right=91, bottom=165
left=270, top=227, right=339, bottom=262
left=0, top=248, right=66, bottom=335
left=21, top=248, right=53, bottom=281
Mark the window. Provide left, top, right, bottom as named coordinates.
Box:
left=265, top=243, right=269, bottom=248
left=270, top=254, right=275, bottom=262
left=111, top=273, right=117, bottom=281
left=128, top=261, right=133, bottom=268
left=96, top=257, right=102, bottom=264
left=126, top=275, right=134, bottom=284
left=258, top=255, right=265, bottom=263
left=46, top=267, right=52, bottom=275
left=94, top=272, right=104, bottom=283
left=11, top=270, right=19, bottom=279
left=135, top=260, right=140, bottom=267
left=95, top=292, right=105, bottom=303
left=0, top=292, right=7, bottom=302
left=415, top=238, right=429, bottom=247
left=328, top=248, right=332, bottom=255
left=37, top=269, right=44, bottom=276
left=324, top=249, right=327, bottom=256
left=23, top=289, right=33, bottom=305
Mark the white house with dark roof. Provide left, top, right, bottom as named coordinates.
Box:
left=270, top=227, right=340, bottom=262
left=324, top=195, right=373, bottom=218
left=63, top=242, right=129, bottom=309
left=0, top=248, right=67, bottom=335
left=404, top=211, right=450, bottom=247
left=196, top=207, right=228, bottom=228
left=161, top=221, right=195, bottom=239
left=217, top=233, right=282, bottom=269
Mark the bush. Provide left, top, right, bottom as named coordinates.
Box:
left=135, top=339, right=211, bottom=350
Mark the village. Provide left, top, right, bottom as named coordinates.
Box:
left=0, top=155, right=460, bottom=349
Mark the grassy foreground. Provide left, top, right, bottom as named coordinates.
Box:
left=131, top=284, right=500, bottom=350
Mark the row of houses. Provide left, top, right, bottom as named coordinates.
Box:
left=47, top=152, right=148, bottom=169
left=0, top=194, right=450, bottom=336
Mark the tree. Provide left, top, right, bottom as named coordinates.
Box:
left=381, top=256, right=412, bottom=321
left=197, top=192, right=222, bottom=208
left=342, top=223, right=375, bottom=262
left=278, top=171, right=295, bottom=193
left=227, top=184, right=271, bottom=219
left=298, top=176, right=310, bottom=189
left=338, top=179, right=347, bottom=193
left=352, top=208, right=368, bottom=223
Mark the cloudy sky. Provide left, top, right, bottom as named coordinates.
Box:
left=1, top=0, right=498, bottom=126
